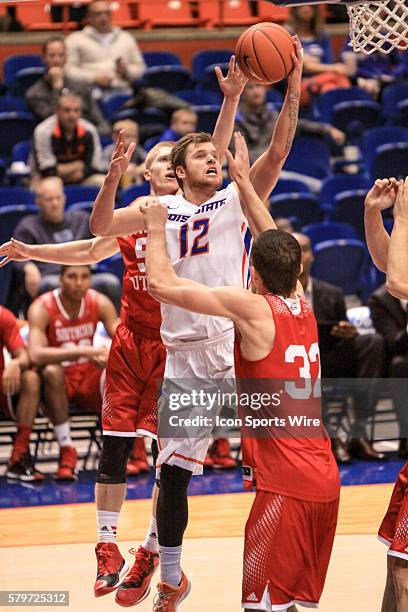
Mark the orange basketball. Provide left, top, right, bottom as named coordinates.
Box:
left=235, top=22, right=295, bottom=85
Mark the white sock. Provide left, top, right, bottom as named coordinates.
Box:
left=159, top=544, right=182, bottom=587
left=97, top=510, right=119, bottom=543
left=143, top=516, right=159, bottom=553
left=54, top=422, right=72, bottom=448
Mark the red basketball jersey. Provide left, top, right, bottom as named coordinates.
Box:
left=236, top=293, right=340, bottom=503
left=0, top=306, right=25, bottom=378
left=117, top=232, right=161, bottom=332
left=39, top=288, right=100, bottom=369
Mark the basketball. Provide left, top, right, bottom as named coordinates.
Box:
left=235, top=22, right=295, bottom=85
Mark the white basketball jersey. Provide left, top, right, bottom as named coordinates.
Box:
left=159, top=183, right=252, bottom=346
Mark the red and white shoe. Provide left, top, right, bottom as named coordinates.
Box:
left=54, top=446, right=78, bottom=480
left=115, top=546, right=159, bottom=607
left=153, top=572, right=191, bottom=611
left=94, top=542, right=129, bottom=598
left=208, top=438, right=237, bottom=469
left=126, top=438, right=149, bottom=476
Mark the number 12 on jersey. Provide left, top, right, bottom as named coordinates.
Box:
left=179, top=218, right=210, bottom=258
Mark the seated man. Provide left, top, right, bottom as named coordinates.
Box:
left=26, top=36, right=110, bottom=135
left=102, top=119, right=146, bottom=186
left=294, top=232, right=386, bottom=463
left=12, top=177, right=121, bottom=314
left=156, top=108, right=198, bottom=145
left=30, top=91, right=105, bottom=187
left=28, top=264, right=119, bottom=480
left=1, top=305, right=43, bottom=482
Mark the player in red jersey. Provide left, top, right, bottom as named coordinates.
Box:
left=140, top=138, right=340, bottom=611
left=364, top=176, right=408, bottom=612
left=0, top=59, right=248, bottom=606
left=0, top=306, right=43, bottom=482
left=28, top=264, right=118, bottom=480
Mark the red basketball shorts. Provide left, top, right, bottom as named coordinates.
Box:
left=102, top=322, right=166, bottom=438
left=378, top=461, right=408, bottom=560
left=242, top=490, right=339, bottom=611
left=65, top=362, right=104, bottom=413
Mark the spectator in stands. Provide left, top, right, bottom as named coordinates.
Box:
left=236, top=81, right=345, bottom=164
left=287, top=6, right=351, bottom=105
left=294, top=232, right=386, bottom=463
left=157, top=108, right=198, bottom=144
left=28, top=264, right=119, bottom=480
left=1, top=305, right=43, bottom=482
left=65, top=0, right=145, bottom=96
left=31, top=91, right=105, bottom=187
left=102, top=119, right=146, bottom=186
left=12, top=177, right=121, bottom=313
left=369, top=285, right=408, bottom=458
left=26, top=36, right=110, bottom=135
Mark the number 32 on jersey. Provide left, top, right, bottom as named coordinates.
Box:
left=285, top=343, right=321, bottom=400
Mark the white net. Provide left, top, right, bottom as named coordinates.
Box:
left=347, top=0, right=408, bottom=55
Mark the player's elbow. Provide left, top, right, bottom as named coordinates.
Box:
left=386, top=278, right=408, bottom=300
left=90, top=215, right=110, bottom=237
left=147, top=277, right=166, bottom=301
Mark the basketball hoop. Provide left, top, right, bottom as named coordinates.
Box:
left=347, top=0, right=408, bottom=55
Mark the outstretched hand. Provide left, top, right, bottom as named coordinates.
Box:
left=107, top=129, right=136, bottom=183
left=394, top=177, right=408, bottom=221
left=365, top=178, right=400, bottom=212
left=287, top=35, right=303, bottom=90
left=215, top=55, right=248, bottom=100
left=0, top=237, right=31, bottom=268
left=225, top=132, right=250, bottom=184
left=140, top=198, right=168, bottom=230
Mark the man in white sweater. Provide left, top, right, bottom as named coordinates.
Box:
left=65, top=0, right=145, bottom=94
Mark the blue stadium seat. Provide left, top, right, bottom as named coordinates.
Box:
left=314, top=87, right=372, bottom=123
left=382, top=82, right=408, bottom=125
left=321, top=174, right=371, bottom=213
left=330, top=189, right=368, bottom=237
left=143, top=135, right=161, bottom=151
left=0, top=112, right=37, bottom=158
left=100, top=92, right=133, bottom=121
left=0, top=186, right=35, bottom=206
left=64, top=185, right=100, bottom=207
left=191, top=104, right=220, bottom=133
left=283, top=137, right=331, bottom=179
left=399, top=99, right=408, bottom=128
left=330, top=100, right=382, bottom=137
left=362, top=126, right=408, bottom=174
left=272, top=179, right=311, bottom=196
left=197, top=62, right=229, bottom=93
left=3, top=54, right=44, bottom=88
left=175, top=89, right=222, bottom=105
left=142, top=66, right=194, bottom=94
left=11, top=67, right=45, bottom=96
left=372, top=142, right=408, bottom=181
left=122, top=183, right=150, bottom=206
left=142, top=51, right=182, bottom=67
left=0, top=262, right=13, bottom=306
left=68, top=201, right=94, bottom=214
left=192, top=49, right=233, bottom=81
left=269, top=193, right=321, bottom=227
left=0, top=96, right=28, bottom=113
left=302, top=221, right=357, bottom=245
left=312, top=239, right=368, bottom=295
left=0, top=204, right=37, bottom=244
left=266, top=88, right=284, bottom=107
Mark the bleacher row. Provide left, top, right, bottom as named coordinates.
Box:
left=0, top=0, right=290, bottom=31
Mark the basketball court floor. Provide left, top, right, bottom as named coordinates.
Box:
left=1, top=451, right=403, bottom=612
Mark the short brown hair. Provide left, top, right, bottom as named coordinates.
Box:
left=251, top=230, right=301, bottom=297
left=42, top=36, right=65, bottom=55
left=171, top=132, right=213, bottom=188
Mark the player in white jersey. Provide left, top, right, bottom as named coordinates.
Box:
left=90, top=37, right=303, bottom=611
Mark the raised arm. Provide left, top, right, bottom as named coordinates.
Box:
left=89, top=131, right=147, bottom=237
left=212, top=56, right=247, bottom=164
left=364, top=178, right=399, bottom=272
left=141, top=199, right=260, bottom=322
left=226, top=132, right=275, bottom=240
left=249, top=36, right=303, bottom=202
left=386, top=178, right=408, bottom=299
left=0, top=236, right=119, bottom=269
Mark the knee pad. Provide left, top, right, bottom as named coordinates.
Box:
left=96, top=436, right=134, bottom=484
